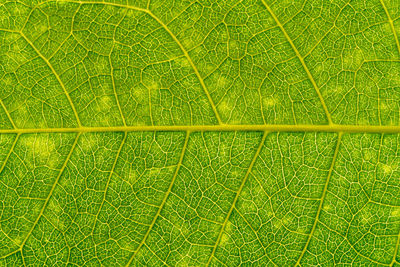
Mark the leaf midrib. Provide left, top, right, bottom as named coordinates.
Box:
left=0, top=124, right=400, bottom=134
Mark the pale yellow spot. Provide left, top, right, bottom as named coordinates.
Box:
left=81, top=134, right=97, bottom=152
left=263, top=97, right=278, bottom=107
left=220, top=233, right=229, bottom=246
left=147, top=81, right=159, bottom=90
left=354, top=49, right=364, bottom=62
left=391, top=207, right=400, bottom=217
left=21, top=135, right=56, bottom=162
left=225, top=221, right=232, bottom=232
left=94, top=96, right=113, bottom=115
left=362, top=150, right=373, bottom=161
left=95, top=59, right=109, bottom=73
left=182, top=38, right=194, bottom=48
left=343, top=48, right=363, bottom=70
left=333, top=85, right=345, bottom=94
left=38, top=24, right=48, bottom=33
left=282, top=217, right=290, bottom=225
left=282, top=213, right=293, bottom=226
left=127, top=169, right=138, bottom=183
left=100, top=95, right=113, bottom=106
left=149, top=168, right=160, bottom=176
left=381, top=164, right=396, bottom=174
left=175, top=57, right=190, bottom=68
left=36, top=138, right=55, bottom=157
left=361, top=210, right=371, bottom=223
left=297, top=227, right=307, bottom=234
left=170, top=6, right=183, bottom=18
left=358, top=118, right=369, bottom=125
left=33, top=202, right=42, bottom=214
left=104, top=5, right=115, bottom=12
left=393, top=73, right=400, bottom=85
left=313, top=64, right=323, bottom=74
left=6, top=32, right=19, bottom=42
left=132, top=86, right=147, bottom=102
left=239, top=190, right=248, bottom=199
left=134, top=121, right=147, bottom=126
left=380, top=102, right=388, bottom=111
left=205, top=64, right=214, bottom=74
left=37, top=119, right=47, bottom=129
left=49, top=213, right=66, bottom=230
left=217, top=76, right=228, bottom=88
left=126, top=11, right=137, bottom=18
left=13, top=236, right=23, bottom=246
left=3, top=76, right=13, bottom=86
left=273, top=219, right=282, bottom=229
left=218, top=99, right=230, bottom=113
left=47, top=156, right=60, bottom=169
left=48, top=201, right=62, bottom=213
left=280, top=0, right=294, bottom=7
left=13, top=107, right=29, bottom=128
left=230, top=170, right=240, bottom=177
left=174, top=221, right=189, bottom=236
left=229, top=40, right=239, bottom=50
left=216, top=213, right=225, bottom=223
left=323, top=204, right=332, bottom=211
left=6, top=50, right=26, bottom=66
left=395, top=22, right=400, bottom=33
left=382, top=23, right=393, bottom=35
left=119, top=238, right=137, bottom=251
left=178, top=254, right=190, bottom=266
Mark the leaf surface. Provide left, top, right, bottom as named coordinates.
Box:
left=0, top=0, right=400, bottom=266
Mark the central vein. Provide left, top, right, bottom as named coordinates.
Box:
left=0, top=124, right=399, bottom=134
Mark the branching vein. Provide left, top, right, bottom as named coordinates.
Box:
left=260, top=0, right=333, bottom=125
left=295, top=132, right=343, bottom=265
left=125, top=131, right=190, bottom=266
left=18, top=31, right=82, bottom=127
left=17, top=133, right=80, bottom=252
left=206, top=131, right=268, bottom=265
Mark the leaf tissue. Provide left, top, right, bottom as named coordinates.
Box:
left=0, top=0, right=399, bottom=266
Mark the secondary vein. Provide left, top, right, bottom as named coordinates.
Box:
left=91, top=132, right=127, bottom=237
left=18, top=133, right=81, bottom=252
left=206, top=131, right=268, bottom=265
left=295, top=132, right=342, bottom=265
left=0, top=134, right=20, bottom=174
left=125, top=131, right=190, bottom=266
left=55, top=0, right=223, bottom=125
left=260, top=0, right=333, bottom=125
left=380, top=0, right=400, bottom=56
left=18, top=31, right=83, bottom=128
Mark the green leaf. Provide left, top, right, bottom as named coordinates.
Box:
left=0, top=0, right=399, bottom=266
